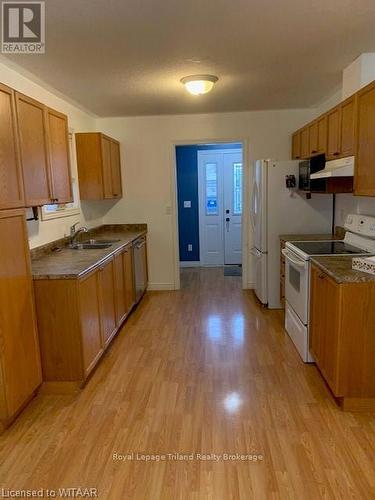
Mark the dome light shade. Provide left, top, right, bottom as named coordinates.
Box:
left=181, top=75, right=218, bottom=95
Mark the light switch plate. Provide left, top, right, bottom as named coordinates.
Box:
left=184, top=201, right=192, bottom=208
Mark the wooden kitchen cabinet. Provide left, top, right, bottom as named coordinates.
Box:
left=34, top=241, right=138, bottom=392
left=0, top=83, right=25, bottom=209
left=15, top=92, right=72, bottom=206
left=308, top=121, right=318, bottom=156
left=300, top=127, right=310, bottom=159
left=75, top=132, right=123, bottom=200
left=326, top=106, right=341, bottom=159
left=35, top=268, right=104, bottom=390
left=291, top=131, right=301, bottom=160
left=355, top=80, right=375, bottom=196
left=316, top=115, right=327, bottom=155
left=45, top=107, right=73, bottom=204
left=0, top=209, right=42, bottom=431
left=339, top=95, right=356, bottom=158
left=98, top=256, right=117, bottom=347
left=15, top=92, right=51, bottom=206
left=114, top=244, right=135, bottom=326
left=310, top=264, right=375, bottom=410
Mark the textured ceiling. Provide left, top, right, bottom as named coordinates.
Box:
left=3, top=0, right=375, bottom=116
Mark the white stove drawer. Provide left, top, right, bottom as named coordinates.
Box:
left=285, top=302, right=314, bottom=363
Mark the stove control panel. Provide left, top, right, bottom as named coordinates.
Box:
left=344, top=214, right=375, bottom=238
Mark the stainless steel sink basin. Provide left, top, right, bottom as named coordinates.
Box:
left=69, top=242, right=112, bottom=250
left=82, top=239, right=120, bottom=245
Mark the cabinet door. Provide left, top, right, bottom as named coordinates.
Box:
left=317, top=115, right=327, bottom=155
left=98, top=257, right=117, bottom=346
left=101, top=136, right=113, bottom=199
left=15, top=93, right=52, bottom=206
left=355, top=81, right=375, bottom=196
left=114, top=250, right=127, bottom=326
left=46, top=108, right=73, bottom=204
left=110, top=141, right=123, bottom=198
left=308, top=121, right=318, bottom=156
left=0, top=84, right=24, bottom=209
left=310, top=266, right=341, bottom=395
left=326, top=106, right=341, bottom=159
left=0, top=209, right=41, bottom=421
left=123, top=245, right=135, bottom=313
left=291, top=131, right=301, bottom=160
left=340, top=96, right=356, bottom=158
left=78, top=270, right=103, bottom=376
left=300, top=127, right=310, bottom=159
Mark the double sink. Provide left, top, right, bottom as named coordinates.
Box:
left=69, top=238, right=120, bottom=250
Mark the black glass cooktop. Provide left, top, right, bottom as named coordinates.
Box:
left=291, top=241, right=367, bottom=255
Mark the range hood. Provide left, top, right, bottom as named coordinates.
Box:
left=310, top=156, right=355, bottom=179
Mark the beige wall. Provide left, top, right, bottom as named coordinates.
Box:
left=0, top=60, right=112, bottom=248
left=97, top=109, right=316, bottom=289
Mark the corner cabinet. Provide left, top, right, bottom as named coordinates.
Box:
left=0, top=209, right=42, bottom=431
left=310, top=265, right=375, bottom=411
left=75, top=132, right=123, bottom=200
left=34, top=242, right=136, bottom=392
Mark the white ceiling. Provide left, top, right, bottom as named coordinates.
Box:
left=4, top=0, right=375, bottom=116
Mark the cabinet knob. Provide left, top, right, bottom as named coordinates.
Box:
left=311, top=150, right=318, bottom=154
left=333, top=152, right=340, bottom=156
left=318, top=274, right=325, bottom=279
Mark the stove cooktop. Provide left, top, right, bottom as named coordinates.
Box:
left=290, top=240, right=368, bottom=256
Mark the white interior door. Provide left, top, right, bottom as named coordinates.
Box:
left=223, top=152, right=243, bottom=265
left=198, top=149, right=243, bottom=266
left=198, top=152, right=224, bottom=266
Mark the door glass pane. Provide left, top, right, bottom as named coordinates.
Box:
left=233, top=162, right=243, bottom=215
left=205, top=163, right=218, bottom=215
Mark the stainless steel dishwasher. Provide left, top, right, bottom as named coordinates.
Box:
left=133, top=236, right=148, bottom=303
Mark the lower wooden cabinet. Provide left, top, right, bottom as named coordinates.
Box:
left=34, top=243, right=135, bottom=391
left=0, top=209, right=42, bottom=430
left=310, top=265, right=375, bottom=410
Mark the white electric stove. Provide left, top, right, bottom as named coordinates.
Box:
left=282, top=214, right=375, bottom=362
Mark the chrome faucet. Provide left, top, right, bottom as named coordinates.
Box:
left=70, top=222, right=88, bottom=245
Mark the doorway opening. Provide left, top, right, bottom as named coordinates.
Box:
left=175, top=142, right=243, bottom=278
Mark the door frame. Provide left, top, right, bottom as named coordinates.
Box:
left=197, top=148, right=243, bottom=267
left=170, top=137, right=250, bottom=290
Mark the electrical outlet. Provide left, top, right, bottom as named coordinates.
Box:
left=188, top=244, right=193, bottom=252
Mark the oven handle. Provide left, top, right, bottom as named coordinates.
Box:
left=282, top=248, right=306, bottom=269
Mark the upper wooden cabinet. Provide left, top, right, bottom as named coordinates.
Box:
left=0, top=209, right=42, bottom=430
left=340, top=95, right=357, bottom=158
left=355, top=81, right=375, bottom=196
left=45, top=107, right=73, bottom=204
left=316, top=115, right=327, bottom=155
left=300, top=127, right=310, bottom=159
left=15, top=92, right=51, bottom=206
left=75, top=132, right=123, bottom=200
left=291, top=131, right=301, bottom=160
left=0, top=82, right=72, bottom=208
left=0, top=84, right=25, bottom=209
left=326, top=106, right=341, bottom=159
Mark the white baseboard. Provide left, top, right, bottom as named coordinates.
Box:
left=147, top=283, right=176, bottom=291
left=180, top=261, right=201, bottom=268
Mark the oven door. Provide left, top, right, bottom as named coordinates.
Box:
left=282, top=248, right=309, bottom=325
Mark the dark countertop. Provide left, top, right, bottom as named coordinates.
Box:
left=31, top=225, right=147, bottom=280
left=311, top=256, right=375, bottom=284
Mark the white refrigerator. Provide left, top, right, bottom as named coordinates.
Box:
left=250, top=160, right=333, bottom=308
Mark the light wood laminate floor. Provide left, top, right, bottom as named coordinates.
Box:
left=0, top=268, right=374, bottom=499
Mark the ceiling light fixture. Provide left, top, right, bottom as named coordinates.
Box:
left=181, top=74, right=218, bottom=95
